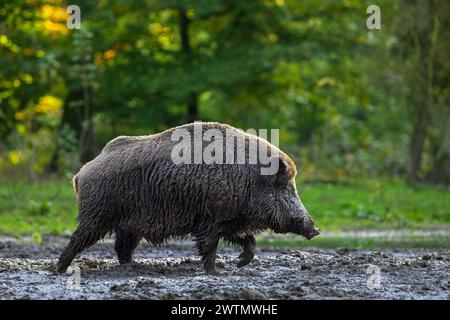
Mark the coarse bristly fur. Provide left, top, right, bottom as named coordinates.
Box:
left=57, top=122, right=320, bottom=274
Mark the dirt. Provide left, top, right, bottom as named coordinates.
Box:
left=0, top=236, right=449, bottom=300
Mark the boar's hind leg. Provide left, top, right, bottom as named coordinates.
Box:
left=56, top=225, right=106, bottom=273
left=114, top=230, right=141, bottom=264
left=194, top=231, right=220, bottom=275
left=226, top=235, right=256, bottom=268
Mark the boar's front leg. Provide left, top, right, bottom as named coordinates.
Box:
left=194, top=230, right=220, bottom=275
left=226, top=235, right=256, bottom=268
left=237, top=235, right=256, bottom=267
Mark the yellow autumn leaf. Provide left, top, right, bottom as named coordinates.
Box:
left=149, top=22, right=170, bottom=35
left=268, top=32, right=278, bottom=43
left=0, top=35, right=10, bottom=46
left=317, top=77, right=336, bottom=88
left=42, top=20, right=69, bottom=36
left=187, top=9, right=196, bottom=19
left=15, top=111, right=27, bottom=121
left=159, top=34, right=172, bottom=49
left=40, top=3, right=70, bottom=37
left=104, top=50, right=117, bottom=59
left=16, top=124, right=26, bottom=135
left=35, top=95, right=63, bottom=117
left=13, top=79, right=21, bottom=88
left=22, top=74, right=33, bottom=84
left=41, top=4, right=68, bottom=22
left=8, top=151, right=22, bottom=165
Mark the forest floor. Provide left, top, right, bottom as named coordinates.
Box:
left=0, top=235, right=449, bottom=300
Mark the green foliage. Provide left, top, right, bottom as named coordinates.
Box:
left=31, top=232, right=43, bottom=245
left=1, top=0, right=449, bottom=181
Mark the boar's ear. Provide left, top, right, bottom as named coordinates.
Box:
left=277, top=157, right=287, bottom=176
left=274, top=157, right=289, bottom=184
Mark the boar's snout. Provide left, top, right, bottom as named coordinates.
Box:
left=305, top=226, right=320, bottom=240
left=289, top=200, right=320, bottom=240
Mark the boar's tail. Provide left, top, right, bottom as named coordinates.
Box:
left=72, top=175, right=79, bottom=199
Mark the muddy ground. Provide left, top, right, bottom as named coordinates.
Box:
left=0, top=236, right=448, bottom=300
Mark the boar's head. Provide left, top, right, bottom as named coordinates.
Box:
left=250, top=157, right=320, bottom=240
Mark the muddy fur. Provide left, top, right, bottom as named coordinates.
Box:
left=57, top=122, right=319, bottom=274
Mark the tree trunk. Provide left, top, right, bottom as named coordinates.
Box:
left=179, top=8, right=198, bottom=122
left=45, top=82, right=95, bottom=173
left=45, top=86, right=84, bottom=174
left=427, top=101, right=450, bottom=184
left=78, top=85, right=95, bottom=164
left=408, top=106, right=429, bottom=182
left=404, top=3, right=441, bottom=184
left=187, top=92, right=198, bottom=122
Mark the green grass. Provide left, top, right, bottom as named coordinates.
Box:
left=254, top=233, right=450, bottom=249
left=0, top=177, right=448, bottom=241
left=300, top=178, right=449, bottom=231
left=0, top=178, right=78, bottom=236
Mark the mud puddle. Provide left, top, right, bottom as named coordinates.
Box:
left=0, top=236, right=448, bottom=299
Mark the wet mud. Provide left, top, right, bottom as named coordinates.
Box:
left=0, top=237, right=448, bottom=299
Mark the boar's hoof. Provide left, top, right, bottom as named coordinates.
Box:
left=56, top=263, right=67, bottom=274
left=118, top=258, right=133, bottom=265
left=205, top=267, right=218, bottom=275
left=237, top=251, right=254, bottom=268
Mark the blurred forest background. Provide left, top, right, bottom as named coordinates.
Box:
left=0, top=0, right=449, bottom=239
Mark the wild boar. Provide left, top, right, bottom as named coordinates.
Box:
left=57, top=122, right=320, bottom=274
